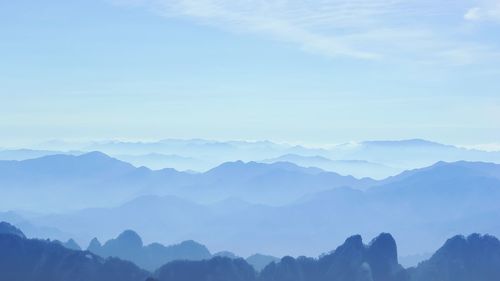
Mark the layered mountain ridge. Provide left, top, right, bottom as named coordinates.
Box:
left=2, top=222, right=499, bottom=281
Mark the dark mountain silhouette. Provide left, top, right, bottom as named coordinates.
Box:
left=409, top=234, right=500, bottom=281
left=214, top=251, right=240, bottom=259
left=0, top=221, right=26, bottom=238
left=154, top=256, right=257, bottom=281
left=88, top=230, right=211, bottom=271
left=259, top=233, right=407, bottom=281
left=149, top=233, right=500, bottom=281
left=1, top=223, right=500, bottom=281
left=0, top=222, right=150, bottom=281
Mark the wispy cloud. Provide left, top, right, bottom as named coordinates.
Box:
left=465, top=1, right=500, bottom=22
left=114, top=0, right=500, bottom=64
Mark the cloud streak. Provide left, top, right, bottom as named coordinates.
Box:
left=465, top=1, right=500, bottom=22
left=115, top=0, right=500, bottom=64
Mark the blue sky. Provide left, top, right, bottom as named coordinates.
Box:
left=1, top=0, right=499, bottom=147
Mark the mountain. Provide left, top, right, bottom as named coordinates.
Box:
left=0, top=221, right=25, bottom=238
left=4, top=154, right=500, bottom=257
left=0, top=151, right=136, bottom=179
left=154, top=256, right=257, bottom=281
left=54, top=238, right=81, bottom=250
left=368, top=161, right=500, bottom=218
left=2, top=224, right=500, bottom=281
left=214, top=251, right=240, bottom=259
left=331, top=139, right=500, bottom=170
left=409, top=234, right=500, bottom=281
left=0, top=152, right=150, bottom=210
left=150, top=233, right=500, bottom=281
left=259, top=233, right=407, bottom=281
left=262, top=154, right=399, bottom=179
left=191, top=161, right=375, bottom=203
left=89, top=138, right=500, bottom=170
left=83, top=139, right=292, bottom=163
left=148, top=233, right=408, bottom=281
left=84, top=227, right=278, bottom=272
left=0, top=222, right=150, bottom=281
left=87, top=230, right=211, bottom=271
left=246, top=254, right=280, bottom=271
left=0, top=149, right=80, bottom=161
left=0, top=153, right=375, bottom=210
left=26, top=138, right=500, bottom=178
left=112, top=153, right=209, bottom=172
left=0, top=211, right=71, bottom=241
left=12, top=138, right=500, bottom=181
left=27, top=160, right=500, bottom=257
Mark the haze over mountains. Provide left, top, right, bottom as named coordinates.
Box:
left=2, top=138, right=499, bottom=178
left=0, top=142, right=498, bottom=260
left=0, top=151, right=377, bottom=210
left=0, top=138, right=499, bottom=267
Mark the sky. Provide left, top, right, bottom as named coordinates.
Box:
left=1, top=0, right=499, bottom=147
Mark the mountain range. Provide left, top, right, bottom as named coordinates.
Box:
left=3, top=138, right=499, bottom=178
left=0, top=152, right=375, bottom=210
left=5, top=157, right=497, bottom=259
left=0, top=223, right=149, bottom=281
left=87, top=230, right=211, bottom=271
left=262, top=154, right=398, bottom=179
left=2, top=222, right=500, bottom=281
left=0, top=147, right=499, bottom=259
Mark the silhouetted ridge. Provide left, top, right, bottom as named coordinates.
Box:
left=260, top=233, right=407, bottom=281
left=409, top=234, right=500, bottom=281
left=2, top=230, right=500, bottom=281
left=367, top=233, right=401, bottom=281
left=0, top=222, right=25, bottom=239
left=0, top=233, right=149, bottom=281
left=155, top=256, right=256, bottom=281
left=87, top=231, right=211, bottom=271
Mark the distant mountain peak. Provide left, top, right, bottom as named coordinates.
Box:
left=87, top=237, right=102, bottom=252
left=361, top=139, right=450, bottom=147
left=116, top=230, right=143, bottom=248
left=65, top=238, right=82, bottom=250
left=79, top=151, right=110, bottom=159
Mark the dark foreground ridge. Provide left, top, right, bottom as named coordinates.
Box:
left=87, top=230, right=211, bottom=271
left=0, top=223, right=149, bottom=281
left=1, top=222, right=500, bottom=281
